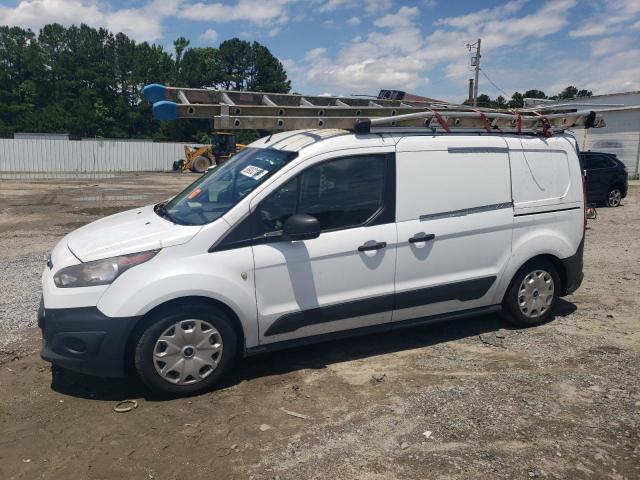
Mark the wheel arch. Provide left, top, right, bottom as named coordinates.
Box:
left=501, top=253, right=567, bottom=301
left=123, top=296, right=246, bottom=376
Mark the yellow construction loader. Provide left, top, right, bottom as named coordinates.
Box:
left=173, top=132, right=245, bottom=173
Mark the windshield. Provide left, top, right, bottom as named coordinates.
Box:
left=160, top=147, right=296, bottom=225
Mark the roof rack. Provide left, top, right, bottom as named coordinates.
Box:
left=142, top=84, right=606, bottom=135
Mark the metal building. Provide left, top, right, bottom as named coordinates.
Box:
left=547, top=91, right=640, bottom=178
left=0, top=137, right=200, bottom=178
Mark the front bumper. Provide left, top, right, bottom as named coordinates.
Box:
left=39, top=299, right=140, bottom=377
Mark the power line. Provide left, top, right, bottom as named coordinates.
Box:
left=480, top=68, right=509, bottom=97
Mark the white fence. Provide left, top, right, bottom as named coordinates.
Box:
left=0, top=138, right=197, bottom=178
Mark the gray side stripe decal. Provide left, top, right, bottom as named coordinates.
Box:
left=447, top=147, right=509, bottom=154
left=420, top=202, right=513, bottom=221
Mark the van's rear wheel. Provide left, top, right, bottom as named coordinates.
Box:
left=134, top=305, right=237, bottom=396
left=502, top=259, right=560, bottom=327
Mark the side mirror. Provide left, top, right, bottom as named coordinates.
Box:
left=283, top=214, right=321, bottom=241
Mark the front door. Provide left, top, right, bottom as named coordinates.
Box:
left=251, top=153, right=397, bottom=344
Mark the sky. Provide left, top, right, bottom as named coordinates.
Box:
left=1, top=0, right=639, bottom=102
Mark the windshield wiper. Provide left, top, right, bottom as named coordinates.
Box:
left=154, top=202, right=174, bottom=223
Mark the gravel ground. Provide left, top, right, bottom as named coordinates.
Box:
left=0, top=253, right=45, bottom=347
left=0, top=175, right=638, bottom=480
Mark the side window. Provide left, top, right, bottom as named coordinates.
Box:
left=257, top=155, right=386, bottom=234
left=298, top=155, right=385, bottom=230
left=259, top=178, right=298, bottom=234
left=589, top=155, right=609, bottom=169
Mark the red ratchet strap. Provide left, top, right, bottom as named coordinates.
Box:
left=509, top=109, right=522, bottom=134
left=531, top=111, right=551, bottom=137
left=470, top=108, right=492, bottom=133
left=426, top=108, right=451, bottom=133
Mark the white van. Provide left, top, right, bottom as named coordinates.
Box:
left=39, top=130, right=585, bottom=395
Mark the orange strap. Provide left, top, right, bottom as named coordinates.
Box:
left=427, top=109, right=451, bottom=133
left=531, top=111, right=551, bottom=137
left=470, top=108, right=492, bottom=133
left=509, top=109, right=522, bottom=134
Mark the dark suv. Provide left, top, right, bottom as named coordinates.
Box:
left=579, top=151, right=628, bottom=207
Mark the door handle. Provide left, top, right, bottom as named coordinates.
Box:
left=409, top=233, right=435, bottom=244
left=358, top=241, right=387, bottom=252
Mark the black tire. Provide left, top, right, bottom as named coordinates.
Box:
left=134, top=304, right=238, bottom=396
left=605, top=186, right=622, bottom=207
left=190, top=156, right=211, bottom=173
left=502, top=259, right=561, bottom=327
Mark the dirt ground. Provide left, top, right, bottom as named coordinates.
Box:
left=0, top=174, right=638, bottom=480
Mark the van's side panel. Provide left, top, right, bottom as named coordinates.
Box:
left=490, top=136, right=584, bottom=304
left=393, top=136, right=513, bottom=321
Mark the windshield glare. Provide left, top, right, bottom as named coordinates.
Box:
left=162, top=147, right=296, bottom=225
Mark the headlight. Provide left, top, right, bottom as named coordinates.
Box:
left=53, top=250, right=159, bottom=288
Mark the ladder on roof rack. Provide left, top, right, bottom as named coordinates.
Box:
left=142, top=83, right=606, bottom=135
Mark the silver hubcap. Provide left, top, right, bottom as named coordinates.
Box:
left=608, top=189, right=621, bottom=207
left=153, top=319, right=223, bottom=385
left=518, top=270, right=554, bottom=319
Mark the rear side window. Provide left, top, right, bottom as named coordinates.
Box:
left=258, top=155, right=386, bottom=234
left=587, top=155, right=612, bottom=169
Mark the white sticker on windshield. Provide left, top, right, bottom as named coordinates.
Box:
left=240, top=165, right=268, bottom=180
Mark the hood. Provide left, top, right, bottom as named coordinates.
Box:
left=66, top=205, right=202, bottom=262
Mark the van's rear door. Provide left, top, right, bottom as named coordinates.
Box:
left=393, top=136, right=513, bottom=322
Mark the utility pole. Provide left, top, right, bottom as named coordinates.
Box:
left=467, top=38, right=481, bottom=107
left=468, top=79, right=474, bottom=103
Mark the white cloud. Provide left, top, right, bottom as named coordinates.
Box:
left=364, top=0, right=393, bottom=15
left=0, top=0, right=179, bottom=42
left=179, top=0, right=293, bottom=26
left=569, top=0, right=640, bottom=37
left=312, top=0, right=393, bottom=15
left=422, top=0, right=578, bottom=85
left=0, top=0, right=102, bottom=29
left=302, top=9, right=430, bottom=93
left=347, top=16, right=360, bottom=26
left=374, top=6, right=419, bottom=29
left=292, top=0, right=609, bottom=99
left=434, top=0, right=526, bottom=29
left=590, top=36, right=631, bottom=57
left=199, top=28, right=218, bottom=43
left=314, top=0, right=349, bottom=13
left=305, top=47, right=327, bottom=61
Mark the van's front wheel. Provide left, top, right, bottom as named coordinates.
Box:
left=502, top=259, right=560, bottom=327
left=134, top=305, right=238, bottom=396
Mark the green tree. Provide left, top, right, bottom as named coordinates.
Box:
left=173, top=36, right=190, bottom=84
left=180, top=47, right=219, bottom=88
left=476, top=93, right=492, bottom=108
left=508, top=92, right=524, bottom=108
left=0, top=26, right=289, bottom=140
left=493, top=95, right=507, bottom=109
left=248, top=41, right=290, bottom=93
left=523, top=89, right=546, bottom=99
left=216, top=38, right=252, bottom=89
